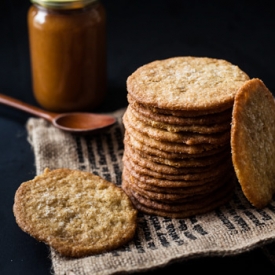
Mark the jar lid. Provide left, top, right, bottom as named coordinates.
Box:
left=31, top=0, right=98, bottom=9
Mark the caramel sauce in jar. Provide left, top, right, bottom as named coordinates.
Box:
left=28, top=0, right=106, bottom=112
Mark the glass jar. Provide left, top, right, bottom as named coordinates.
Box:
left=28, top=0, right=106, bottom=112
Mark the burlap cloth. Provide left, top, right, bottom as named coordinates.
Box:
left=26, top=108, right=275, bottom=275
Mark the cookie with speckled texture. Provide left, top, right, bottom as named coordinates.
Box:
left=123, top=157, right=234, bottom=189
left=123, top=167, right=232, bottom=201
left=130, top=99, right=230, bottom=117
left=127, top=56, right=249, bottom=113
left=123, top=107, right=230, bottom=145
left=123, top=166, right=216, bottom=191
left=128, top=94, right=233, bottom=124
left=122, top=176, right=236, bottom=219
left=125, top=141, right=230, bottom=168
left=124, top=132, right=229, bottom=160
left=123, top=143, right=226, bottom=175
left=126, top=127, right=226, bottom=154
left=231, top=78, right=275, bottom=208
left=122, top=153, right=233, bottom=182
left=13, top=168, right=137, bottom=258
left=125, top=176, right=234, bottom=212
left=129, top=104, right=231, bottom=134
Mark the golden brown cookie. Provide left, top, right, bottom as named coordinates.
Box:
left=123, top=107, right=231, bottom=145
left=123, top=142, right=231, bottom=175
left=126, top=127, right=227, bottom=154
left=128, top=94, right=233, bottom=124
left=123, top=167, right=232, bottom=201
left=129, top=104, right=231, bottom=134
left=125, top=131, right=230, bottom=160
left=126, top=177, right=235, bottom=212
left=13, top=168, right=137, bottom=258
left=127, top=56, right=249, bottom=113
left=123, top=153, right=233, bottom=182
left=123, top=165, right=232, bottom=191
left=231, top=78, right=275, bottom=208
left=122, top=176, right=236, bottom=219
left=125, top=141, right=230, bottom=168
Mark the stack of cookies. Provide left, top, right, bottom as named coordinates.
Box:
left=122, top=56, right=250, bottom=218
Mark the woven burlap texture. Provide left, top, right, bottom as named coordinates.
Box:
left=26, top=108, right=275, bottom=275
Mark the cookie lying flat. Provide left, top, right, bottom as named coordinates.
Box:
left=123, top=107, right=231, bottom=145
left=125, top=132, right=229, bottom=159
left=126, top=142, right=230, bottom=168
left=122, top=176, right=236, bottom=219
left=123, top=167, right=233, bottom=200
left=129, top=104, right=231, bottom=134
left=125, top=163, right=233, bottom=189
left=128, top=94, right=233, bottom=125
left=127, top=56, right=249, bottom=113
left=123, top=153, right=233, bottom=182
left=127, top=127, right=226, bottom=154
left=231, top=78, right=275, bottom=208
left=124, top=142, right=230, bottom=175
left=13, top=168, right=137, bottom=258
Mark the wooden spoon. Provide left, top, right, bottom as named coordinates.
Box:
left=0, top=93, right=116, bottom=134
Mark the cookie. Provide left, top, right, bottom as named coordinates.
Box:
left=127, top=127, right=226, bottom=154
left=122, top=176, right=236, bottom=219
left=13, top=168, right=138, bottom=258
left=123, top=153, right=233, bottom=182
left=231, top=78, right=275, bottom=208
left=129, top=104, right=231, bottom=134
left=132, top=101, right=229, bottom=117
left=123, top=167, right=232, bottom=200
left=125, top=131, right=230, bottom=159
left=123, top=144, right=225, bottom=175
left=125, top=141, right=230, bottom=168
left=123, top=161, right=234, bottom=189
left=123, top=108, right=231, bottom=145
left=128, top=94, right=233, bottom=124
left=127, top=56, right=249, bottom=113
left=125, top=176, right=235, bottom=212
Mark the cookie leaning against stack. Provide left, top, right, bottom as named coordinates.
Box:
left=122, top=56, right=250, bottom=218
left=13, top=168, right=137, bottom=258
left=231, top=78, right=275, bottom=209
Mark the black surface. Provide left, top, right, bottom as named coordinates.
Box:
left=1, top=0, right=275, bottom=274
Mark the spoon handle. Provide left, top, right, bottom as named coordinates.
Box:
left=0, top=93, right=57, bottom=122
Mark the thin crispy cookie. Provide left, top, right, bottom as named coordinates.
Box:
left=129, top=104, right=231, bottom=134
left=127, top=56, right=249, bottom=112
left=128, top=94, right=233, bottom=123
left=13, top=168, right=137, bottom=258
left=122, top=176, right=236, bottom=219
left=125, top=131, right=230, bottom=159
left=123, top=107, right=230, bottom=145
left=231, top=78, right=275, bottom=208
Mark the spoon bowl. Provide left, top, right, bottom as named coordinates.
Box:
left=53, top=112, right=117, bottom=133
left=0, top=93, right=116, bottom=134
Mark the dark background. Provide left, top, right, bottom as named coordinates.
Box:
left=1, top=0, right=275, bottom=274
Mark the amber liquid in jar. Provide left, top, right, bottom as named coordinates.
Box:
left=28, top=0, right=106, bottom=112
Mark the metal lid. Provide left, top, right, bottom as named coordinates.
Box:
left=31, top=0, right=98, bottom=9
